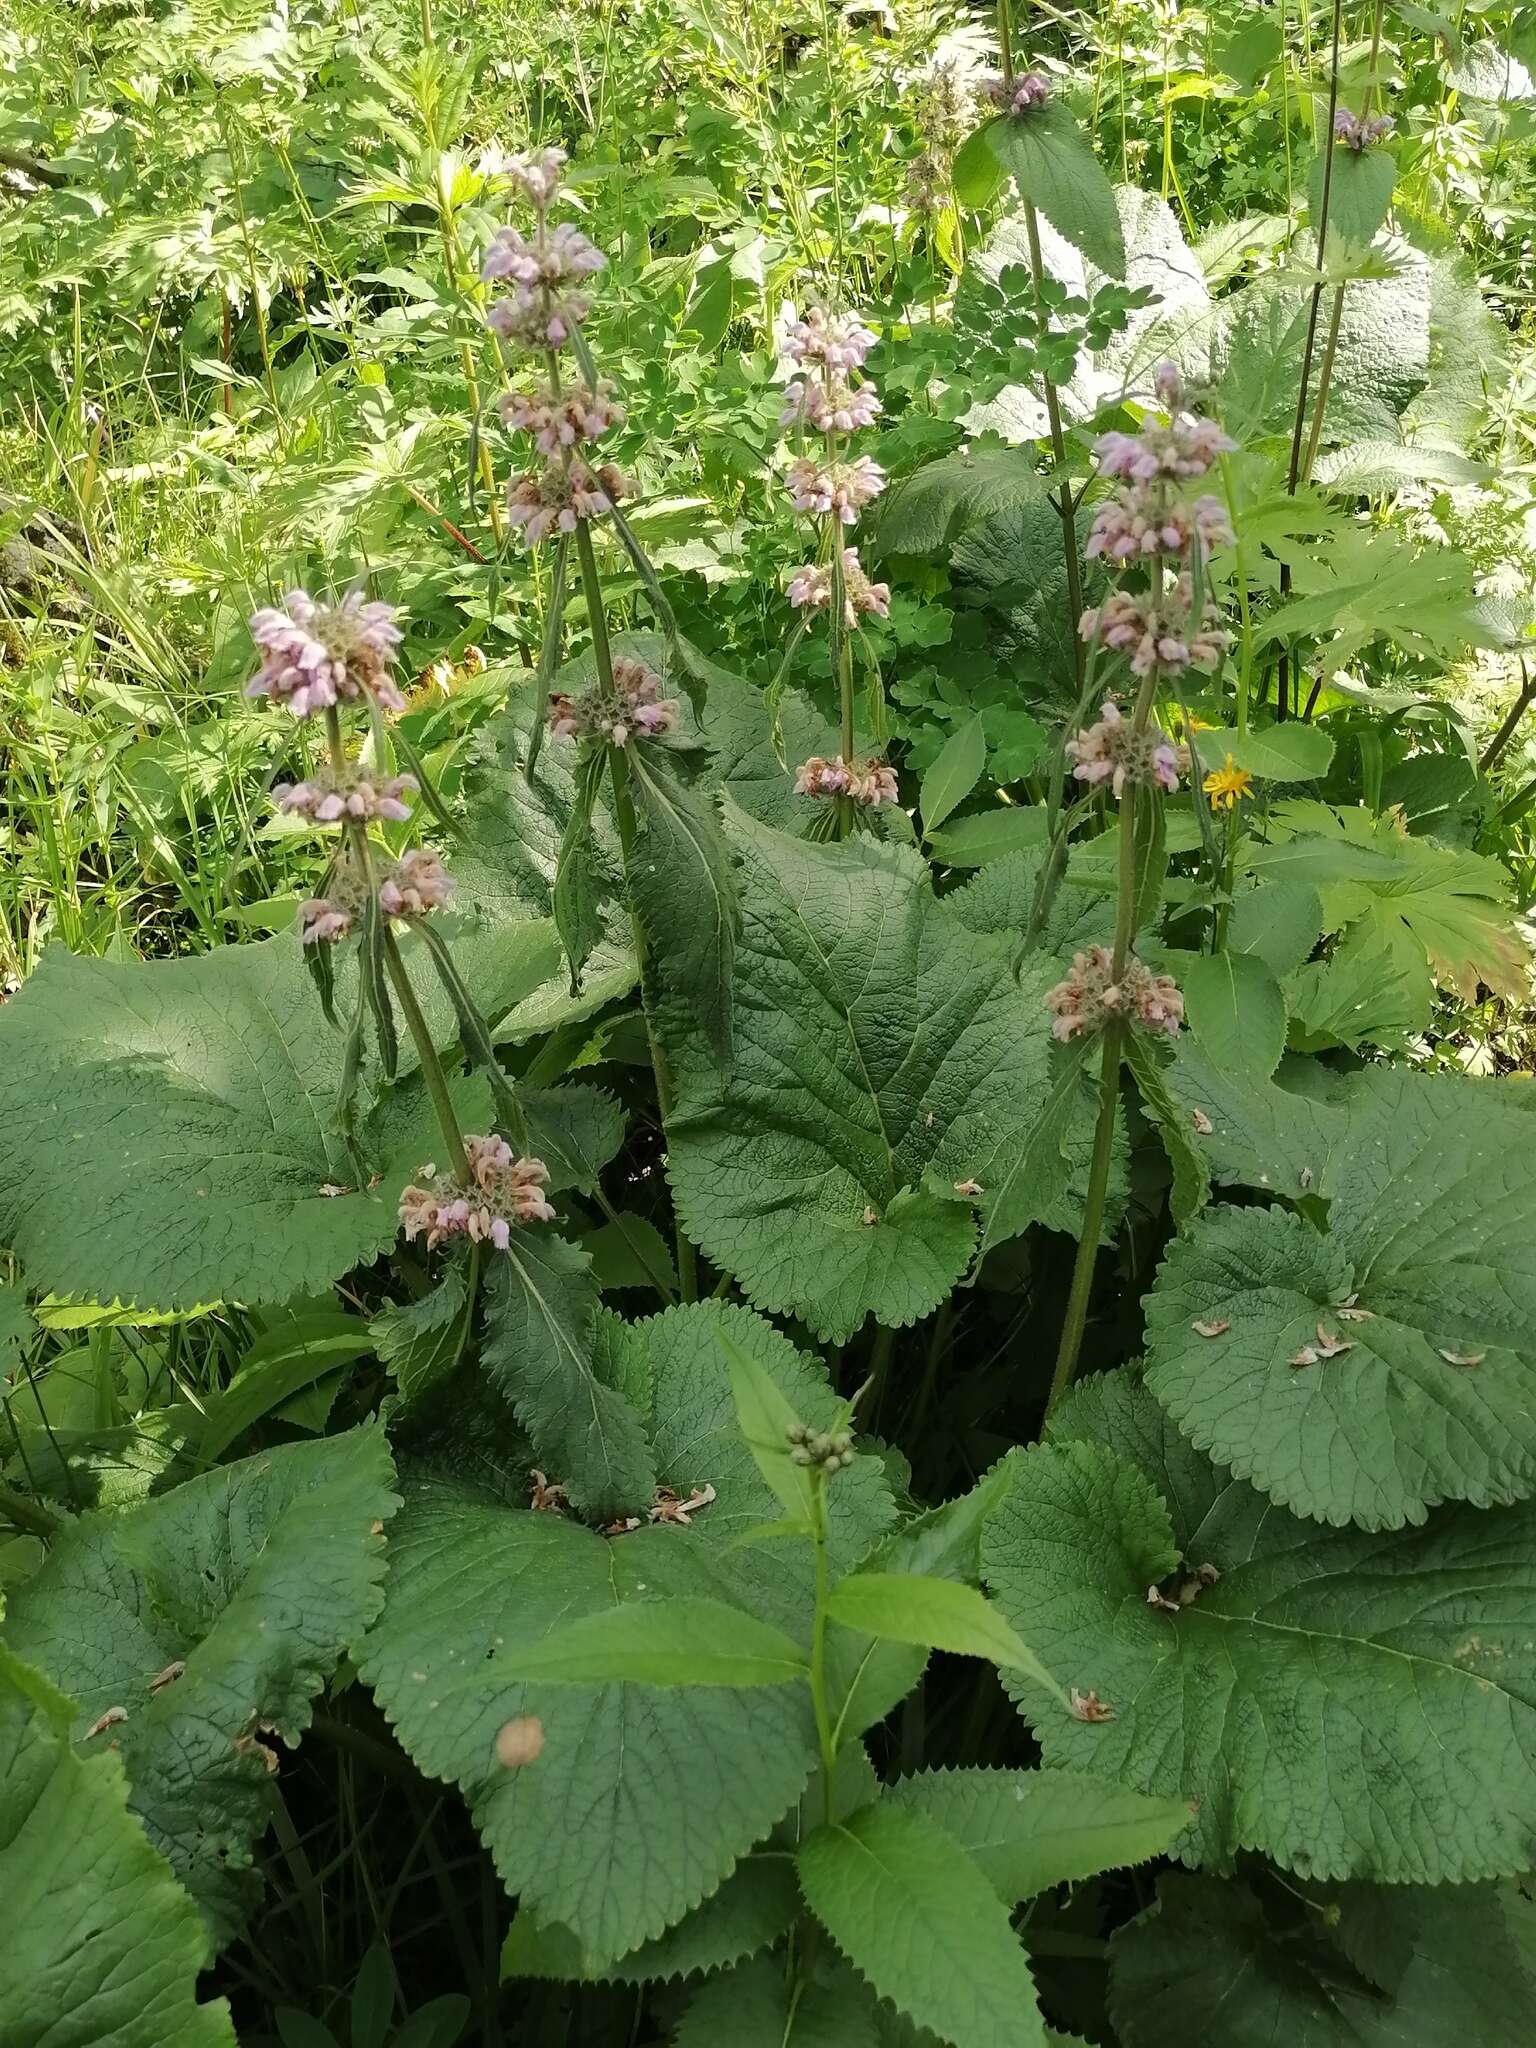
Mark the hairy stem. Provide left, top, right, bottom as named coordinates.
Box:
left=383, top=929, right=470, bottom=1177
left=807, top=1469, right=839, bottom=1823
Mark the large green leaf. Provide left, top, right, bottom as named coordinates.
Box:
left=798, top=1802, right=1050, bottom=2048
left=493, top=1597, right=808, bottom=1686
left=1179, top=949, right=1288, bottom=1079
left=1109, top=1872, right=1536, bottom=2046
left=668, top=811, right=1080, bottom=1341
left=674, top=1955, right=882, bottom=2048
left=873, top=443, right=1046, bottom=557
left=886, top=1768, right=1191, bottom=1904
left=502, top=1855, right=799, bottom=1984
left=1309, top=143, right=1396, bottom=250
left=361, top=1305, right=894, bottom=1968
left=984, top=104, right=1126, bottom=277
left=0, top=1645, right=236, bottom=2048
left=3, top=1428, right=399, bottom=1948
left=984, top=1369, right=1536, bottom=1883
left=625, top=746, right=738, bottom=1064
left=481, top=1235, right=656, bottom=1520
left=0, top=940, right=462, bottom=1310
left=1144, top=1068, right=1536, bottom=1527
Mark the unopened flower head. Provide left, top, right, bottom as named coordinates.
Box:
left=504, top=145, right=568, bottom=210
left=1087, top=491, right=1232, bottom=564
left=378, top=848, right=453, bottom=920
left=1067, top=699, right=1186, bottom=797
left=274, top=769, right=418, bottom=825
left=1334, top=108, right=1394, bottom=152
left=784, top=307, right=878, bottom=373
left=794, top=754, right=899, bottom=806
left=1046, top=946, right=1184, bottom=1042
left=399, top=1136, right=555, bottom=1253
left=785, top=454, right=887, bottom=524
left=913, top=60, right=972, bottom=153
left=500, top=378, right=624, bottom=456
left=905, top=150, right=946, bottom=213
left=486, top=284, right=594, bottom=350
left=781, top=375, right=882, bottom=436
left=1079, top=580, right=1230, bottom=679
left=1152, top=359, right=1185, bottom=410
left=983, top=70, right=1051, bottom=116
left=787, top=547, right=891, bottom=626
left=547, top=653, right=679, bottom=748
left=247, top=590, right=405, bottom=719
left=506, top=459, right=635, bottom=546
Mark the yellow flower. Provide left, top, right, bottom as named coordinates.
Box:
left=1203, top=753, right=1253, bottom=811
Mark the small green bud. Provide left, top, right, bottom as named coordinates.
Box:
left=790, top=1445, right=814, bottom=1466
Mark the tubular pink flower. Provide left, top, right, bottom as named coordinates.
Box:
left=506, top=460, right=634, bottom=545
left=781, top=376, right=882, bottom=435
left=1045, top=947, right=1184, bottom=1043
left=504, top=146, right=568, bottom=210
left=1094, top=416, right=1236, bottom=484
left=499, top=378, right=624, bottom=456
left=1079, top=580, right=1229, bottom=679
left=399, top=1139, right=556, bottom=1252
left=1334, top=108, right=1394, bottom=151
left=784, top=454, right=887, bottom=523
left=786, top=548, right=889, bottom=626
left=1086, top=490, right=1233, bottom=564
left=481, top=221, right=604, bottom=287
left=983, top=70, right=1051, bottom=116
left=1066, top=699, right=1187, bottom=798
left=784, top=307, right=879, bottom=373
left=299, top=897, right=351, bottom=946
left=795, top=755, right=899, bottom=806
left=378, top=848, right=453, bottom=920
left=247, top=590, right=405, bottom=719
left=274, top=771, right=418, bottom=825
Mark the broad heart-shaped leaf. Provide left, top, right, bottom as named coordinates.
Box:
left=624, top=744, right=738, bottom=1064
left=3, top=1427, right=398, bottom=1949
left=983, top=1367, right=1536, bottom=1884
left=1109, top=1872, right=1536, bottom=2047
left=481, top=1235, right=656, bottom=1520
left=1309, top=141, right=1397, bottom=252
left=1197, top=722, right=1334, bottom=785
left=1178, top=948, right=1288, bottom=1079
left=798, top=1802, right=1050, bottom=2048
left=1144, top=1067, right=1536, bottom=1528
left=0, top=939, right=464, bottom=1311
left=984, top=104, right=1126, bottom=278
left=359, top=1486, right=820, bottom=1969
left=0, top=1645, right=236, bottom=2047
left=873, top=442, right=1045, bottom=557
left=674, top=1955, right=882, bottom=2048
left=886, top=1768, right=1192, bottom=1905
left=667, top=810, right=1079, bottom=1342
left=361, top=1305, right=895, bottom=1968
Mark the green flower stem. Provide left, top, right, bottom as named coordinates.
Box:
left=606, top=741, right=700, bottom=1305
left=1044, top=670, right=1157, bottom=1421
left=806, top=1466, right=839, bottom=1824
left=0, top=1478, right=60, bottom=1538
left=1299, top=285, right=1345, bottom=486
left=1021, top=201, right=1086, bottom=680
left=997, top=0, right=1015, bottom=83
left=383, top=927, right=470, bottom=1178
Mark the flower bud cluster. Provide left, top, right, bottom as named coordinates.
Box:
left=1067, top=699, right=1186, bottom=797
left=275, top=770, right=418, bottom=824
left=499, top=379, right=624, bottom=457
left=787, top=548, right=891, bottom=626
left=983, top=70, right=1051, bottom=117
left=1080, top=581, right=1229, bottom=681
left=794, top=755, right=899, bottom=807
left=1334, top=108, right=1394, bottom=152
left=399, top=1136, right=555, bottom=1253
left=547, top=653, right=679, bottom=748
left=506, top=460, right=635, bottom=546
left=913, top=60, right=973, bottom=154
left=781, top=376, right=883, bottom=435
left=1046, top=946, right=1184, bottom=1043
left=247, top=590, right=405, bottom=719
left=785, top=1420, right=856, bottom=1472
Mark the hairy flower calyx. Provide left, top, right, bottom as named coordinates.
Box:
left=506, top=459, right=635, bottom=546
left=275, top=770, right=418, bottom=825
left=548, top=654, right=680, bottom=748
left=787, top=547, right=891, bottom=625
left=794, top=755, right=899, bottom=807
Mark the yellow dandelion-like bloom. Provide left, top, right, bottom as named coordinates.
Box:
left=1203, top=754, right=1253, bottom=811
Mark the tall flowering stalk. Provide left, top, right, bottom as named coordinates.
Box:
left=1042, top=362, right=1234, bottom=1418
left=246, top=588, right=553, bottom=1265
left=484, top=146, right=708, bottom=1296
left=778, top=307, right=898, bottom=837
